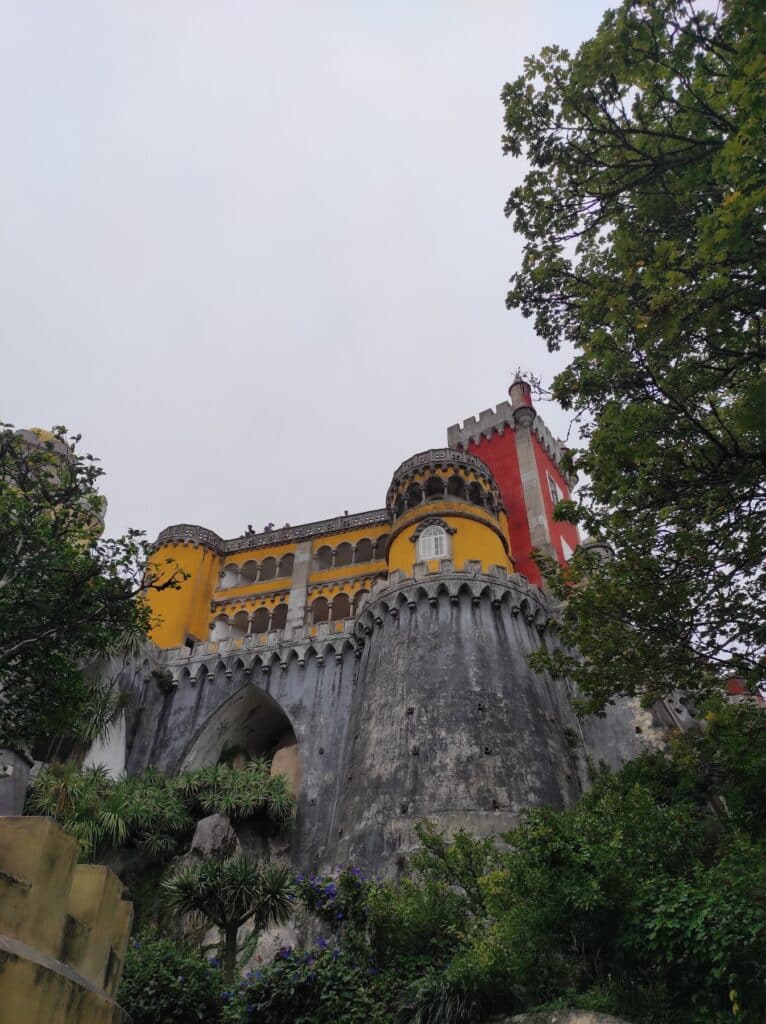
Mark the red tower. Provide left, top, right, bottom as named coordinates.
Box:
left=447, top=377, right=580, bottom=586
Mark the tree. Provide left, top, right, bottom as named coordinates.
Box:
left=162, top=855, right=295, bottom=984
left=501, top=0, right=766, bottom=709
left=0, top=425, right=181, bottom=752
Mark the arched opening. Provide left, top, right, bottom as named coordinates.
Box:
left=277, top=553, right=294, bottom=577
left=374, top=535, right=388, bottom=561
left=394, top=496, right=406, bottom=517
left=210, top=615, right=230, bottom=642
left=406, top=483, right=423, bottom=507
left=179, top=684, right=300, bottom=799
left=310, top=596, right=329, bottom=624
left=259, top=556, right=277, bottom=581
left=354, top=538, right=374, bottom=564
left=271, top=603, right=288, bottom=631
left=353, top=589, right=369, bottom=615
left=251, top=607, right=270, bottom=634
left=331, top=593, right=351, bottom=622
left=220, top=564, right=240, bottom=589
left=425, top=475, right=446, bottom=500
left=468, top=482, right=485, bottom=507
left=241, top=560, right=259, bottom=585
left=417, top=524, right=449, bottom=561
left=335, top=542, right=353, bottom=568
left=447, top=475, right=467, bottom=500
left=230, top=611, right=249, bottom=641
left=316, top=545, right=333, bottom=570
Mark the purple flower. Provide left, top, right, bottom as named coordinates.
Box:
left=332, top=948, right=341, bottom=960
left=209, top=957, right=220, bottom=968
left=336, top=910, right=345, bottom=920
left=278, top=945, right=292, bottom=960
left=316, top=938, right=329, bottom=950
left=324, top=882, right=337, bottom=898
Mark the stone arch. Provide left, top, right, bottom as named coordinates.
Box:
left=251, top=606, right=270, bottom=634
left=241, top=560, right=259, bottom=585
left=210, top=615, right=230, bottom=642
left=277, top=552, right=294, bottom=577
left=220, top=563, right=240, bottom=589
left=424, top=475, right=446, bottom=500
left=468, top=481, right=484, bottom=507
left=179, top=683, right=300, bottom=797
left=316, top=545, right=333, bottom=570
left=406, top=482, right=423, bottom=507
left=271, top=602, right=288, bottom=631
left=259, top=556, right=277, bottom=582
left=354, top=538, right=374, bottom=564
left=447, top=475, right=467, bottom=500
left=335, top=542, right=353, bottom=568
left=230, top=610, right=249, bottom=641
left=331, top=592, right=351, bottom=622
left=353, top=589, right=369, bottom=614
left=310, top=596, right=329, bottom=624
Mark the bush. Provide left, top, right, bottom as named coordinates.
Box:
left=219, top=942, right=392, bottom=1024
left=119, top=931, right=222, bottom=1024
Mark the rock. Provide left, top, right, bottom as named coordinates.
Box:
left=189, top=813, right=239, bottom=859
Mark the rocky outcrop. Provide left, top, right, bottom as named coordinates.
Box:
left=189, top=814, right=239, bottom=860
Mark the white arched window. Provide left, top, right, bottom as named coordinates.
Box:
left=418, top=524, right=449, bottom=561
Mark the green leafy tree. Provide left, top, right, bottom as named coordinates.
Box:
left=0, top=425, right=181, bottom=750
left=163, top=855, right=295, bottom=984
left=501, top=0, right=766, bottom=709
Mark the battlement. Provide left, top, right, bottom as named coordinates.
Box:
left=447, top=402, right=572, bottom=481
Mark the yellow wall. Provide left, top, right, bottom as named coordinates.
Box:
left=148, top=543, right=221, bottom=649
left=387, top=502, right=512, bottom=577
left=0, top=817, right=133, bottom=1024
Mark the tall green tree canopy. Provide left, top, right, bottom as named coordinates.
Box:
left=0, top=426, right=179, bottom=751
left=502, top=0, right=766, bottom=709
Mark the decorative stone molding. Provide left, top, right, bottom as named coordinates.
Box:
left=156, top=624, right=362, bottom=682
left=155, top=509, right=391, bottom=555
left=353, top=567, right=550, bottom=641
left=386, top=448, right=500, bottom=506
left=408, top=517, right=457, bottom=542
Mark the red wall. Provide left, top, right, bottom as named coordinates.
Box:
left=466, top=427, right=579, bottom=586
left=465, top=431, right=541, bottom=585
left=531, top=440, right=581, bottom=566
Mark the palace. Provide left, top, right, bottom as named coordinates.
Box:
left=95, top=377, right=666, bottom=872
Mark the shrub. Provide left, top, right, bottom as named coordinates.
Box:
left=119, top=930, right=222, bottom=1024
left=219, top=942, right=392, bottom=1024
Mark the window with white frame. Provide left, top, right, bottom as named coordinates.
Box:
left=547, top=472, right=564, bottom=506
left=561, top=537, right=574, bottom=563
left=418, top=524, right=449, bottom=561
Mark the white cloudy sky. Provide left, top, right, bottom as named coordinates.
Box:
left=2, top=1, right=607, bottom=541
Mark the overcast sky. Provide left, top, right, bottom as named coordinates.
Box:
left=2, top=1, right=607, bottom=541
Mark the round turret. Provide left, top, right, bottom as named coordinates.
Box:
left=384, top=448, right=512, bottom=576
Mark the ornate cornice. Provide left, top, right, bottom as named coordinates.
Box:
left=155, top=509, right=391, bottom=555
left=386, top=449, right=499, bottom=508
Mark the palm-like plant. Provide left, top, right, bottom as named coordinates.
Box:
left=162, top=855, right=295, bottom=983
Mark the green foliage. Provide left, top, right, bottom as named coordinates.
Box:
left=119, top=930, right=222, bottom=1024
left=501, top=0, right=766, bottom=709
left=219, top=942, right=392, bottom=1024
left=0, top=424, right=182, bottom=751
left=163, top=855, right=295, bottom=983
left=26, top=759, right=295, bottom=861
